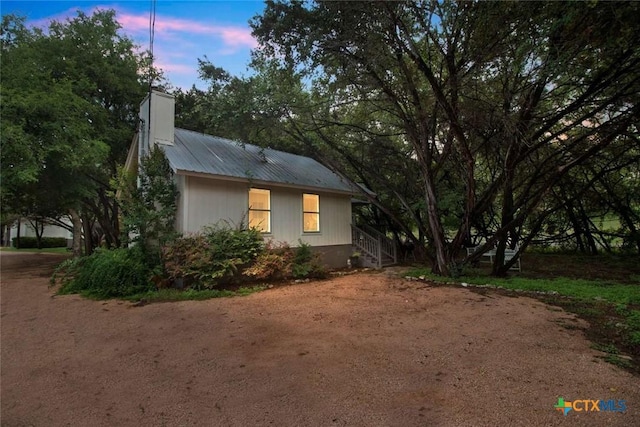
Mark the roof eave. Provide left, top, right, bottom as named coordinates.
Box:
left=175, top=169, right=357, bottom=196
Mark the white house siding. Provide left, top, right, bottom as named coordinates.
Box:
left=178, top=174, right=352, bottom=248
left=181, top=175, right=250, bottom=234
left=270, top=187, right=352, bottom=247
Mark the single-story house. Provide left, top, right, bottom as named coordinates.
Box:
left=125, top=90, right=361, bottom=268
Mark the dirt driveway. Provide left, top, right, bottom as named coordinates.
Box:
left=1, top=252, right=638, bottom=426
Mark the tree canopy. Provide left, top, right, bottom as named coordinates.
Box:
left=246, top=0, right=640, bottom=274
left=1, top=10, right=152, bottom=252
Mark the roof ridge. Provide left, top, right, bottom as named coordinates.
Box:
left=175, top=127, right=243, bottom=146
left=174, top=127, right=312, bottom=161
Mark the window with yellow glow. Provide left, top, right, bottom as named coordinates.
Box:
left=303, top=194, right=320, bottom=232
left=248, top=188, right=271, bottom=233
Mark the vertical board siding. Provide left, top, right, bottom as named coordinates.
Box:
left=271, top=187, right=352, bottom=246
left=184, top=177, right=248, bottom=233
left=179, top=174, right=352, bottom=246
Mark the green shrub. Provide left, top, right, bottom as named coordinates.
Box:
left=293, top=241, right=313, bottom=264
left=13, top=236, right=67, bottom=248
left=163, top=224, right=264, bottom=289
left=163, top=230, right=326, bottom=288
left=292, top=241, right=326, bottom=279
left=244, top=241, right=294, bottom=280
left=243, top=240, right=327, bottom=281
left=115, top=146, right=179, bottom=251
left=55, top=247, right=154, bottom=298
left=51, top=257, right=83, bottom=287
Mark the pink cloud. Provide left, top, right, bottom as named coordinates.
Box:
left=155, top=61, right=194, bottom=75
left=28, top=6, right=258, bottom=52
left=118, top=13, right=258, bottom=51
left=23, top=4, right=257, bottom=89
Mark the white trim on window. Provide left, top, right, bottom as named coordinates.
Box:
left=302, top=193, right=320, bottom=233
left=249, top=188, right=271, bottom=233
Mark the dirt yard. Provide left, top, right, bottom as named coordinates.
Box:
left=1, top=252, right=638, bottom=426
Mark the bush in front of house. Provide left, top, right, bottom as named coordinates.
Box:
left=52, top=227, right=327, bottom=300
left=163, top=227, right=327, bottom=289
left=55, top=247, right=154, bottom=298
left=13, top=236, right=67, bottom=248
left=243, top=240, right=327, bottom=281
left=243, top=241, right=295, bottom=280
left=291, top=241, right=326, bottom=279
left=162, top=224, right=265, bottom=289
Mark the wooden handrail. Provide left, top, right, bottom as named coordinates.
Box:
left=351, top=225, right=379, bottom=264
left=361, top=225, right=397, bottom=264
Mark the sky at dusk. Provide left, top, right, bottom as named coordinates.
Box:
left=2, top=1, right=266, bottom=89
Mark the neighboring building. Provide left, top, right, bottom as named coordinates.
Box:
left=125, top=90, right=359, bottom=268
left=7, top=218, right=72, bottom=246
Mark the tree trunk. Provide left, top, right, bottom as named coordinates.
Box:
left=493, top=163, right=515, bottom=276
left=82, top=213, right=94, bottom=255
left=4, top=223, right=11, bottom=246
left=596, top=176, right=640, bottom=255
left=424, top=181, right=450, bottom=276
left=0, top=224, right=7, bottom=247
left=15, top=218, right=21, bottom=249
left=34, top=219, right=44, bottom=249
left=69, top=209, right=83, bottom=257
left=618, top=212, right=640, bottom=255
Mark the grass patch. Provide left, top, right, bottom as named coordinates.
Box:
left=407, top=268, right=640, bottom=374
left=406, top=268, right=640, bottom=305
left=592, top=342, right=619, bottom=354
left=1, top=246, right=69, bottom=254
left=604, top=354, right=633, bottom=370
left=123, top=285, right=267, bottom=302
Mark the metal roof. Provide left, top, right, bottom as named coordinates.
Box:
left=163, top=128, right=355, bottom=194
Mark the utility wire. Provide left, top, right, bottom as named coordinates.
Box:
left=148, top=0, right=157, bottom=90
left=144, top=0, right=157, bottom=156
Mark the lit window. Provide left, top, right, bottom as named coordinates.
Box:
left=303, top=194, right=320, bottom=232
left=249, top=188, right=270, bottom=233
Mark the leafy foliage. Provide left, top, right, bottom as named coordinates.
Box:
left=55, top=247, right=154, bottom=298
left=173, top=59, right=307, bottom=154
left=1, top=10, right=156, bottom=252
left=163, top=228, right=326, bottom=289
left=116, top=146, right=179, bottom=256
left=162, top=224, right=264, bottom=289
left=291, top=241, right=325, bottom=278
left=244, top=240, right=326, bottom=280
left=244, top=242, right=294, bottom=280
left=243, top=0, right=640, bottom=276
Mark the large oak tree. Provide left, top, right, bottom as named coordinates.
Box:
left=1, top=11, right=152, bottom=253
left=249, top=0, right=640, bottom=275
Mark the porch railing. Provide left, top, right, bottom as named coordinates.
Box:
left=361, top=224, right=397, bottom=265
left=351, top=224, right=397, bottom=268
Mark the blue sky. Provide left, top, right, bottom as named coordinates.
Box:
left=2, top=1, right=266, bottom=89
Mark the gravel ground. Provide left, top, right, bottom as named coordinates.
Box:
left=1, top=252, right=638, bottom=426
